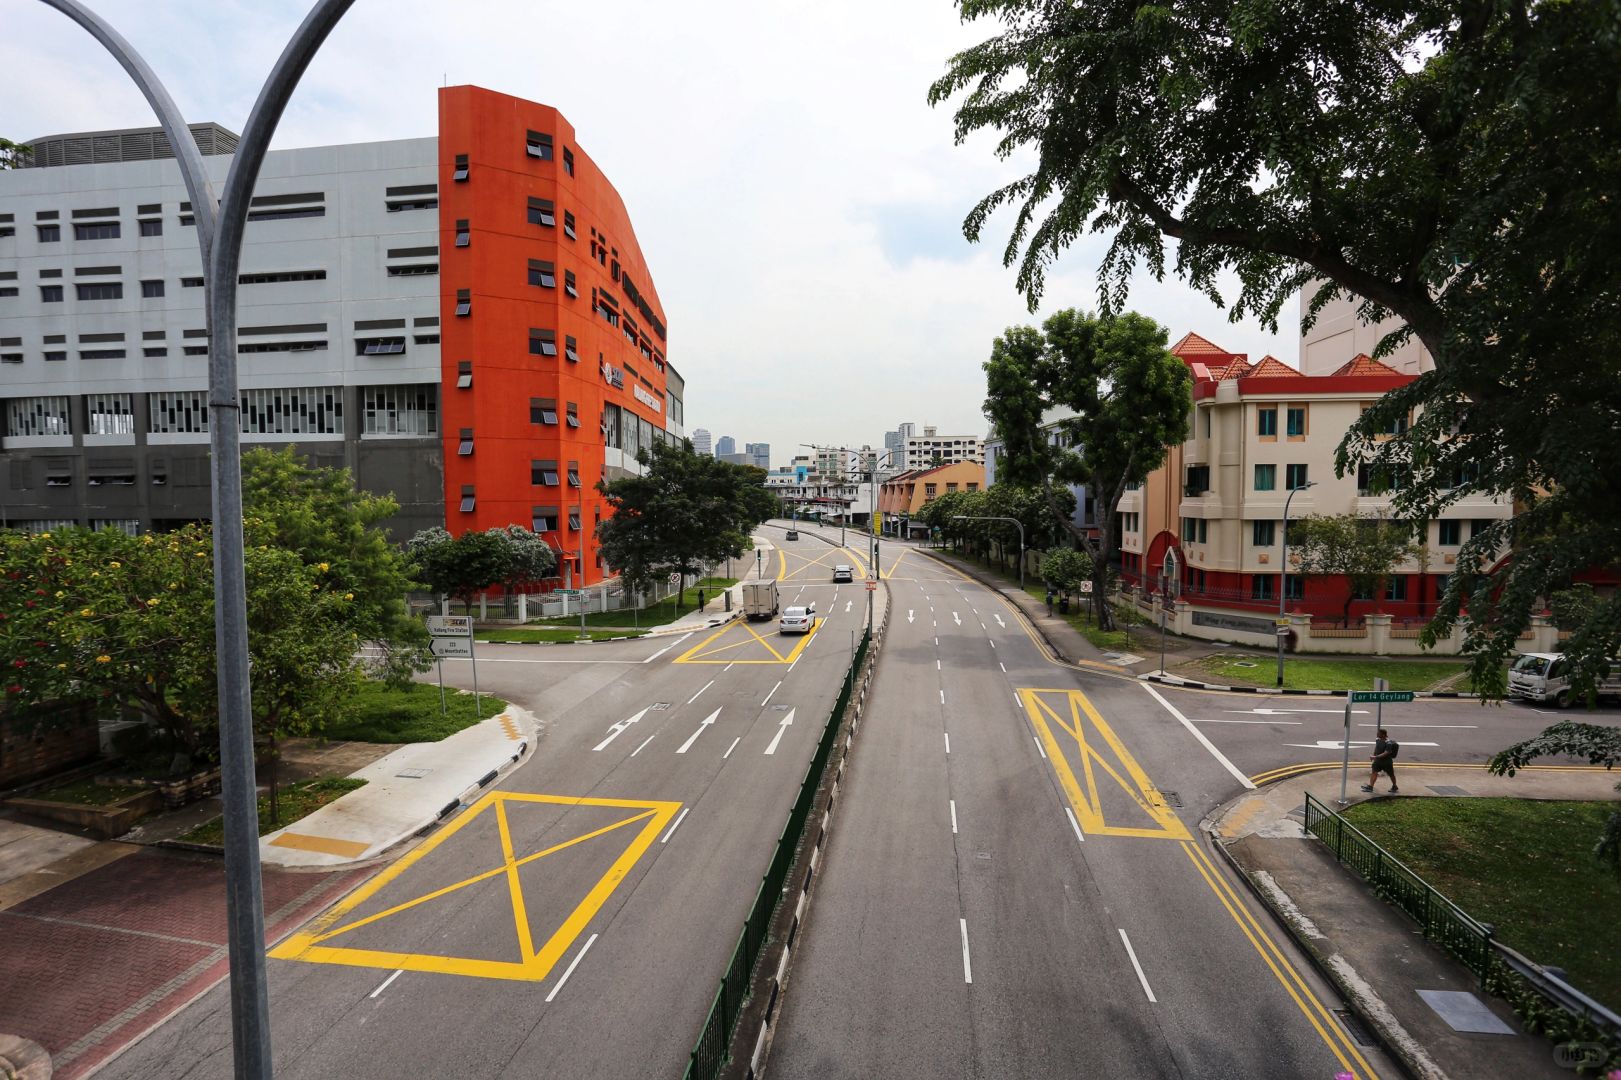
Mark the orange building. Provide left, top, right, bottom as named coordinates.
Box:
left=438, top=86, right=677, bottom=588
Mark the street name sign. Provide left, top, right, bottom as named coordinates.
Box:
left=426, top=615, right=472, bottom=637
left=1349, top=690, right=1415, bottom=703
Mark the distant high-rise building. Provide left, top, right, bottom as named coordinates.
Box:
left=716, top=435, right=736, bottom=457
left=883, top=430, right=903, bottom=464
left=691, top=428, right=713, bottom=456
left=897, top=422, right=916, bottom=441
left=746, top=442, right=771, bottom=470
left=903, top=426, right=983, bottom=470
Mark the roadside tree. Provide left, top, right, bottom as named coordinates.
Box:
left=1039, top=546, right=1092, bottom=605
left=1490, top=722, right=1621, bottom=876
left=406, top=527, right=527, bottom=612
left=1288, top=514, right=1421, bottom=627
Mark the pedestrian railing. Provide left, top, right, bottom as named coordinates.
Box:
left=683, top=628, right=872, bottom=1080
left=1304, top=793, right=1621, bottom=1069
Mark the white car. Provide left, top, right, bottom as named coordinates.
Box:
left=779, top=603, right=816, bottom=634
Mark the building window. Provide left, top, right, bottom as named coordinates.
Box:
left=143, top=347, right=167, bottom=358
left=1286, top=406, right=1307, bottom=437
left=1285, top=464, right=1309, bottom=490
left=139, top=218, right=163, bottom=237
left=568, top=508, right=581, bottom=530
left=79, top=348, right=126, bottom=359
left=567, top=465, right=580, bottom=487
left=1252, top=520, right=1276, bottom=546
left=526, top=131, right=554, bottom=160
left=528, top=197, right=556, bottom=227
left=41, top=285, right=63, bottom=303
left=356, top=337, right=406, bottom=356
left=530, top=398, right=558, bottom=425
left=460, top=485, right=475, bottom=513
left=181, top=276, right=205, bottom=288
left=1184, top=465, right=1209, bottom=496
left=388, top=263, right=438, bottom=277
left=1438, top=519, right=1462, bottom=546
left=453, top=154, right=469, bottom=181
left=532, top=506, right=558, bottom=532
left=563, top=210, right=577, bottom=239
left=458, top=428, right=474, bottom=456
left=564, top=335, right=578, bottom=362
left=455, top=219, right=470, bottom=247
left=239, top=386, right=343, bottom=435
left=142, top=279, right=165, bottom=298
left=1251, top=576, right=1275, bottom=601
left=563, top=146, right=575, bottom=176
left=529, top=329, right=558, bottom=357
left=1470, top=519, right=1493, bottom=539
left=532, top=460, right=560, bottom=486
left=148, top=390, right=209, bottom=434
left=1202, top=409, right=1210, bottom=439
left=6, top=396, right=72, bottom=436
left=86, top=393, right=136, bottom=435
left=1254, top=464, right=1276, bottom=491
left=1385, top=576, right=1408, bottom=601
left=528, top=260, right=556, bottom=289
left=1257, top=407, right=1278, bottom=437
left=74, top=221, right=120, bottom=240
left=76, top=282, right=122, bottom=301
left=456, top=360, right=472, bottom=389
left=564, top=270, right=577, bottom=297
left=565, top=402, right=579, bottom=428
left=455, top=289, right=471, bottom=316
left=38, top=224, right=61, bottom=242
left=1284, top=575, right=1304, bottom=600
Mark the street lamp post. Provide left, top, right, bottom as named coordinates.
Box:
left=953, top=514, right=1025, bottom=591
left=1277, top=480, right=1317, bottom=687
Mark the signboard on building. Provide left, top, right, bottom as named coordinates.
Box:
left=601, top=361, right=624, bottom=389
left=1191, top=610, right=1276, bottom=636
left=632, top=384, right=662, bottom=412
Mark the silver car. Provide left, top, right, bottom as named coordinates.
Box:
left=832, top=564, right=854, bottom=583
left=779, top=603, right=816, bottom=634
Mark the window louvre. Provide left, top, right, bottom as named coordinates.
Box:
left=532, top=460, right=560, bottom=486
left=529, top=329, right=557, bottom=357
left=453, top=154, right=469, bottom=181
left=563, top=210, right=576, bottom=239
left=563, top=147, right=575, bottom=176
left=565, top=402, right=579, bottom=427
left=460, top=485, right=475, bottom=513
left=527, top=197, right=556, bottom=227
left=456, top=360, right=472, bottom=389
left=564, top=335, right=578, bottom=362
left=525, top=131, right=554, bottom=160
left=361, top=384, right=437, bottom=436
left=455, top=289, right=471, bottom=316
left=531, top=506, right=559, bottom=532
left=357, top=337, right=407, bottom=355
left=528, top=260, right=556, bottom=289
left=455, top=219, right=470, bottom=247
left=530, top=397, right=558, bottom=425
left=459, top=428, right=474, bottom=456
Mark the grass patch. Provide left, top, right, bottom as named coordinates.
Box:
left=476, top=627, right=646, bottom=643
left=1198, top=654, right=1468, bottom=691
left=322, top=679, right=507, bottom=744
left=180, top=777, right=366, bottom=845
left=28, top=779, right=148, bottom=806
left=1342, top=797, right=1621, bottom=1011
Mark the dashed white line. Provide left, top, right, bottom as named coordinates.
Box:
left=724, top=662, right=735, bottom=672
left=1064, top=807, right=1086, bottom=844
left=546, top=933, right=599, bottom=1002
left=762, top=680, right=782, bottom=707
left=944, top=732, right=951, bottom=754
left=723, top=736, right=741, bottom=759
left=939, top=689, right=946, bottom=705
left=1118, top=929, right=1157, bottom=1002
left=949, top=799, right=958, bottom=834
left=1033, top=736, right=1047, bottom=759
left=660, top=807, right=691, bottom=844
left=960, top=919, right=973, bottom=984
left=369, top=969, right=403, bottom=999
left=1139, top=683, right=1256, bottom=790
left=1013, top=692, right=1021, bottom=708
left=999, top=662, right=1006, bottom=672
left=687, top=679, right=714, bottom=705
left=937, top=659, right=941, bottom=670
left=630, top=734, right=655, bottom=756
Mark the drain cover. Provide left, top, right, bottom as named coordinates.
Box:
left=1333, top=1008, right=1378, bottom=1047
left=774, top=704, right=790, bottom=711
left=1155, top=790, right=1184, bottom=808
left=396, top=768, right=431, bottom=779
left=651, top=702, right=673, bottom=711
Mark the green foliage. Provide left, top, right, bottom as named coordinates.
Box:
left=0, top=137, right=28, bottom=169
left=982, top=309, right=1191, bottom=629
left=323, top=679, right=506, bottom=743
left=1548, top=584, right=1599, bottom=633
left=597, top=441, right=774, bottom=610
left=1288, top=514, right=1422, bottom=626
left=407, top=526, right=553, bottom=608
left=932, top=0, right=1621, bottom=703
left=1197, top=654, right=1466, bottom=693
left=181, top=777, right=366, bottom=844
left=1039, top=546, right=1092, bottom=596
left=1490, top=721, right=1621, bottom=877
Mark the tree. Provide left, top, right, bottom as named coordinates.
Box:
left=407, top=528, right=528, bottom=611
left=1040, top=546, right=1092, bottom=602
left=1288, top=514, right=1421, bottom=627
left=0, top=138, right=28, bottom=169
left=984, top=309, right=1191, bottom=629
left=1490, top=722, right=1621, bottom=877
left=597, top=441, right=773, bottom=611
left=498, top=525, right=558, bottom=587
left=931, top=0, right=1621, bottom=697
left=987, top=482, right=1075, bottom=569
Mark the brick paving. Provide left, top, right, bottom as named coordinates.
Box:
left=0, top=847, right=367, bottom=1079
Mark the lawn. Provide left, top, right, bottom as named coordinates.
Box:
left=181, top=777, right=366, bottom=844
left=1342, top=797, right=1621, bottom=1011
left=1197, top=653, right=1469, bottom=692
left=476, top=627, right=646, bottom=642
left=28, top=778, right=149, bottom=806
left=522, top=577, right=739, bottom=629
left=321, top=679, right=507, bottom=743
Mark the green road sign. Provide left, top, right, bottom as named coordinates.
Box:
left=1349, top=690, right=1415, bottom=703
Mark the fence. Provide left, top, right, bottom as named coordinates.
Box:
left=410, top=561, right=729, bottom=623
left=1304, top=793, right=1621, bottom=1068
left=683, top=628, right=872, bottom=1080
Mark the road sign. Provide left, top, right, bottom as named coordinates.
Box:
left=426, top=615, right=472, bottom=637
left=1349, top=690, right=1415, bottom=703
left=866, top=579, right=877, bottom=591
left=1079, top=580, right=1094, bottom=594
left=668, top=572, right=680, bottom=585
left=430, top=636, right=473, bottom=658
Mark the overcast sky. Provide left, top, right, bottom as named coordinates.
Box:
left=5, top=0, right=1296, bottom=469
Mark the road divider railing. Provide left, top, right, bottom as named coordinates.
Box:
left=684, top=625, right=876, bottom=1080
left=1304, top=793, right=1621, bottom=1069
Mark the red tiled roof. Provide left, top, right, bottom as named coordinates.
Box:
left=1241, top=355, right=1304, bottom=379
left=1329, top=353, right=1404, bottom=378
left=1170, top=332, right=1230, bottom=357
left=1211, top=358, right=1254, bottom=381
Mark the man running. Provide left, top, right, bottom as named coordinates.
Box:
left=1361, top=729, right=1399, bottom=793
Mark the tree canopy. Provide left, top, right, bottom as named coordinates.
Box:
left=1490, top=721, right=1620, bottom=876
left=1289, top=514, right=1422, bottom=626
left=932, top=0, right=1621, bottom=696
left=407, top=526, right=556, bottom=608
left=0, top=138, right=28, bottom=169
left=983, top=309, right=1190, bottom=628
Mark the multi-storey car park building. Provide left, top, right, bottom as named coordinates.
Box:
left=0, top=86, right=681, bottom=589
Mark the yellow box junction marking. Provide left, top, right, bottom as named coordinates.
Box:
left=267, top=832, right=371, bottom=858
left=673, top=614, right=821, bottom=664
left=270, top=791, right=680, bottom=982
left=1020, top=688, right=1190, bottom=841
left=775, top=546, right=849, bottom=583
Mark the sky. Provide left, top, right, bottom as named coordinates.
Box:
left=3, top=0, right=1297, bottom=469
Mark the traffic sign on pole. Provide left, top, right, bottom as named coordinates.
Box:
left=866, top=579, right=877, bottom=591
left=1349, top=690, right=1415, bottom=703
left=430, top=637, right=474, bottom=659
left=426, top=615, right=473, bottom=637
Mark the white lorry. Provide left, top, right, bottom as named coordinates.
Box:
left=741, top=580, right=780, bottom=621
left=1507, top=652, right=1621, bottom=707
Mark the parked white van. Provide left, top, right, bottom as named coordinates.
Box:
left=1507, top=652, right=1621, bottom=707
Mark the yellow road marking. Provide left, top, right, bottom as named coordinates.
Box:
left=1022, top=688, right=1190, bottom=840
left=775, top=549, right=787, bottom=581
left=268, top=832, right=371, bottom=858
left=840, top=548, right=868, bottom=579
left=1247, top=760, right=1620, bottom=786
left=499, top=715, right=520, bottom=741
left=270, top=791, right=680, bottom=982
left=673, top=615, right=820, bottom=664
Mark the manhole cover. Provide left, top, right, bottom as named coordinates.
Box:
left=396, top=768, right=431, bottom=779
left=1427, top=785, right=1471, bottom=797
left=1155, top=790, right=1184, bottom=808
left=650, top=702, right=673, bottom=711
left=773, top=704, right=790, bottom=711
left=1333, top=1008, right=1378, bottom=1047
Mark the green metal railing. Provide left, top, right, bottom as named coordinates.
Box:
left=684, top=629, right=871, bottom=1080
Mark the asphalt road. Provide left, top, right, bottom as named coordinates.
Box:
left=103, top=528, right=883, bottom=1080
left=769, top=542, right=1395, bottom=1080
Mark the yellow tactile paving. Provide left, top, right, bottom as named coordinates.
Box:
left=268, top=832, right=372, bottom=858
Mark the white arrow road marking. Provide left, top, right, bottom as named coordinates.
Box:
left=764, top=709, right=795, bottom=755
left=1357, top=723, right=1477, bottom=729
left=1284, top=739, right=1441, bottom=750
left=1197, top=718, right=1303, bottom=725
left=845, top=600, right=853, bottom=613
left=676, top=708, right=722, bottom=754
left=994, top=614, right=1006, bottom=629
left=953, top=612, right=962, bottom=626
left=593, top=707, right=649, bottom=751
left=908, top=610, right=915, bottom=624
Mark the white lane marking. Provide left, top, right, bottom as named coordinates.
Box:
left=1013, top=692, right=1021, bottom=708
left=944, top=732, right=951, bottom=754
left=369, top=969, right=403, bottom=999
left=630, top=734, right=656, bottom=756
left=660, top=807, right=690, bottom=843
left=788, top=654, right=801, bottom=673
left=1119, top=929, right=1157, bottom=1002
left=1139, top=683, right=1255, bottom=790
left=989, top=640, right=996, bottom=649
left=999, top=662, right=1007, bottom=673
left=687, top=680, right=715, bottom=705
left=949, top=799, right=958, bottom=834
left=1195, top=718, right=1303, bottom=726
left=935, top=637, right=939, bottom=646
left=939, top=689, right=946, bottom=705
left=937, top=659, right=942, bottom=670
left=676, top=708, right=721, bottom=754
left=1064, top=807, right=1086, bottom=844
left=724, top=662, right=735, bottom=672
left=644, top=632, right=693, bottom=663
left=592, top=707, right=650, bottom=752
left=960, top=919, right=973, bottom=984
left=1033, top=736, right=1047, bottom=759
left=545, top=933, right=599, bottom=1002
left=1357, top=723, right=1478, bottom=729
left=764, top=709, right=796, bottom=755
left=761, top=680, right=782, bottom=707
left=723, top=736, right=741, bottom=759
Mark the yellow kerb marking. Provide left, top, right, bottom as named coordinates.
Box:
left=268, top=832, right=371, bottom=858
left=270, top=791, right=680, bottom=982
left=673, top=615, right=820, bottom=664
left=499, top=715, right=520, bottom=741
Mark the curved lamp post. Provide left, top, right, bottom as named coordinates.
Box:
left=35, top=3, right=357, bottom=1076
